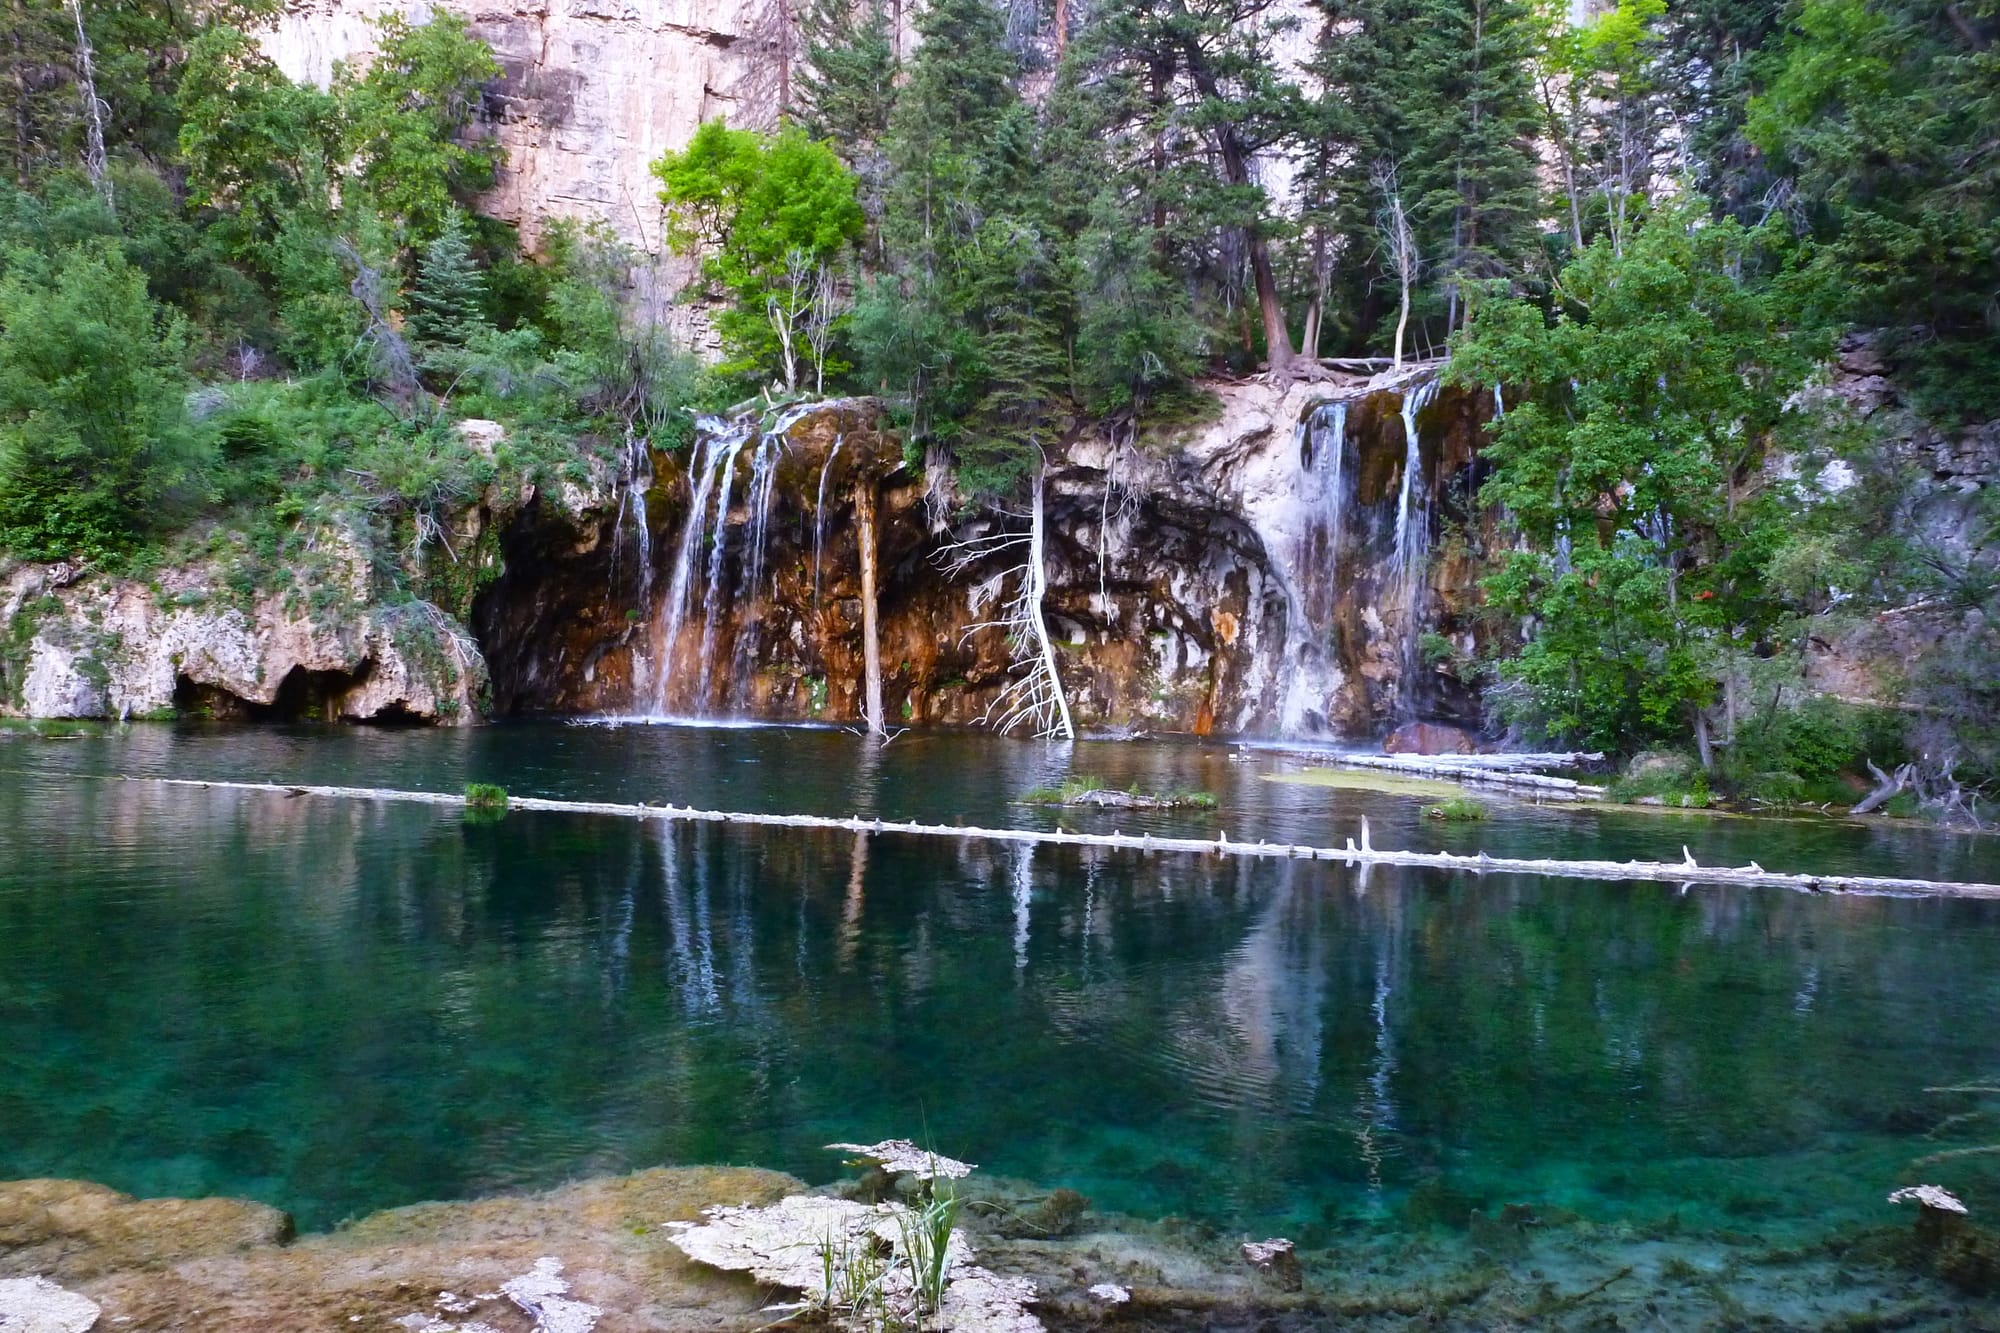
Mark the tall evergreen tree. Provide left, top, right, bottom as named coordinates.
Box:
left=1309, top=0, right=1542, bottom=350
left=1092, top=0, right=1302, bottom=371
left=408, top=207, right=488, bottom=346
left=1748, top=0, right=2000, bottom=418
left=854, top=0, right=1068, bottom=493
left=792, top=0, right=898, bottom=154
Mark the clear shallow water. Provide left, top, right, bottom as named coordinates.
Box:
left=3, top=721, right=2000, bottom=1267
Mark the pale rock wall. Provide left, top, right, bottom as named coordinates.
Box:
left=262, top=0, right=793, bottom=331
left=0, top=556, right=488, bottom=723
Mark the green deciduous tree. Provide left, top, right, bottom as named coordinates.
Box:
left=335, top=12, right=498, bottom=243
left=176, top=23, right=341, bottom=261
left=1450, top=199, right=1829, bottom=756
left=654, top=120, right=863, bottom=392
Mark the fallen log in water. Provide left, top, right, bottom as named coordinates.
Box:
left=1262, top=750, right=1608, bottom=799
left=118, top=775, right=2000, bottom=899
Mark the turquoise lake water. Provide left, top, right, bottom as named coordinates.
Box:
left=3, top=722, right=1999, bottom=1302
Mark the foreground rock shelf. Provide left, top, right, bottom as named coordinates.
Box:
left=125, top=775, right=2000, bottom=899
left=3, top=1162, right=1992, bottom=1331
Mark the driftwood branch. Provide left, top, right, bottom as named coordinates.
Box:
left=1851, top=760, right=1915, bottom=816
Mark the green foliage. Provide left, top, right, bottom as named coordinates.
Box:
left=1608, top=751, right=1712, bottom=806
left=654, top=121, right=863, bottom=390
left=408, top=208, right=491, bottom=347
left=894, top=1185, right=961, bottom=1318
left=0, top=242, right=207, bottom=561
left=1452, top=199, right=1830, bottom=753
left=1747, top=0, right=2000, bottom=418
left=1425, top=796, right=1488, bottom=820
left=793, top=0, right=899, bottom=151
left=1720, top=696, right=1883, bottom=806
left=335, top=13, right=500, bottom=242
left=853, top=0, right=1073, bottom=493
left=1021, top=778, right=1104, bottom=804
left=463, top=782, right=508, bottom=809
left=1307, top=0, right=1545, bottom=346
left=177, top=25, right=342, bottom=261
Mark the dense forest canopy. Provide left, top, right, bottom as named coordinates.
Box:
left=0, top=0, right=1993, bottom=806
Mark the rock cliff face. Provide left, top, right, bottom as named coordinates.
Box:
left=0, top=542, right=487, bottom=724
left=263, top=0, right=790, bottom=258
left=0, top=379, right=1495, bottom=738
left=470, top=374, right=1498, bottom=738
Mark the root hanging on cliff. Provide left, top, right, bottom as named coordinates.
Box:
left=938, top=470, right=1075, bottom=741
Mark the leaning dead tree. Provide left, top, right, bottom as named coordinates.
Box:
left=937, top=468, right=1075, bottom=740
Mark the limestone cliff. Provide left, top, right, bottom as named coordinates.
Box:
left=262, top=0, right=792, bottom=258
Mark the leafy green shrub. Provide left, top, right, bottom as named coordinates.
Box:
left=1425, top=796, right=1487, bottom=821
left=0, top=242, right=209, bottom=561
left=464, top=782, right=507, bottom=812
left=1021, top=778, right=1101, bottom=805
left=1722, top=697, right=1892, bottom=806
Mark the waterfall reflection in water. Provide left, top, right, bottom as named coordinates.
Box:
left=5, top=754, right=2000, bottom=1259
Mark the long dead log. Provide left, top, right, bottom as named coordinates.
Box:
left=113, top=775, right=2000, bottom=900
left=1265, top=750, right=1607, bottom=799
left=855, top=480, right=885, bottom=738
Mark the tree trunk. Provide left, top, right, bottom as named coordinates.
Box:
left=855, top=479, right=886, bottom=737
left=1023, top=470, right=1076, bottom=740
left=1208, top=113, right=1292, bottom=373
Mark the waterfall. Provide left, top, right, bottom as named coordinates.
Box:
left=1388, top=375, right=1441, bottom=713
left=650, top=416, right=752, bottom=714
left=1277, top=400, right=1351, bottom=736
left=727, top=431, right=788, bottom=706
left=1390, top=375, right=1440, bottom=588
left=609, top=430, right=654, bottom=614
left=742, top=434, right=783, bottom=606
left=646, top=403, right=818, bottom=717
left=812, top=433, right=843, bottom=609
left=693, top=426, right=748, bottom=708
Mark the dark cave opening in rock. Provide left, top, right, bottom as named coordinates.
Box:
left=173, top=666, right=363, bottom=723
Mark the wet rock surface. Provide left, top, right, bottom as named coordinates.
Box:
left=1, top=1168, right=1992, bottom=1331
left=474, top=379, right=1499, bottom=739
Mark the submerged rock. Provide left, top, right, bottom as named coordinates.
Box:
left=1238, top=1237, right=1302, bottom=1292
left=0, top=1167, right=796, bottom=1332
left=0, top=1178, right=292, bottom=1279
left=826, top=1139, right=976, bottom=1181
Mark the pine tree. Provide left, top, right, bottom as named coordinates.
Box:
left=1405, top=0, right=1542, bottom=326
left=1307, top=0, right=1541, bottom=350
left=1091, top=0, right=1303, bottom=371
left=855, top=0, right=1069, bottom=493
left=792, top=0, right=898, bottom=155
left=407, top=208, right=489, bottom=346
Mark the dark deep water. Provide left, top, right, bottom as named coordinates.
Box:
left=3, top=720, right=1999, bottom=1267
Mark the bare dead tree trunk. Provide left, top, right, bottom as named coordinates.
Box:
left=856, top=479, right=886, bottom=737
left=1852, top=760, right=1915, bottom=816
left=66, top=0, right=107, bottom=208
left=1373, top=161, right=1416, bottom=371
